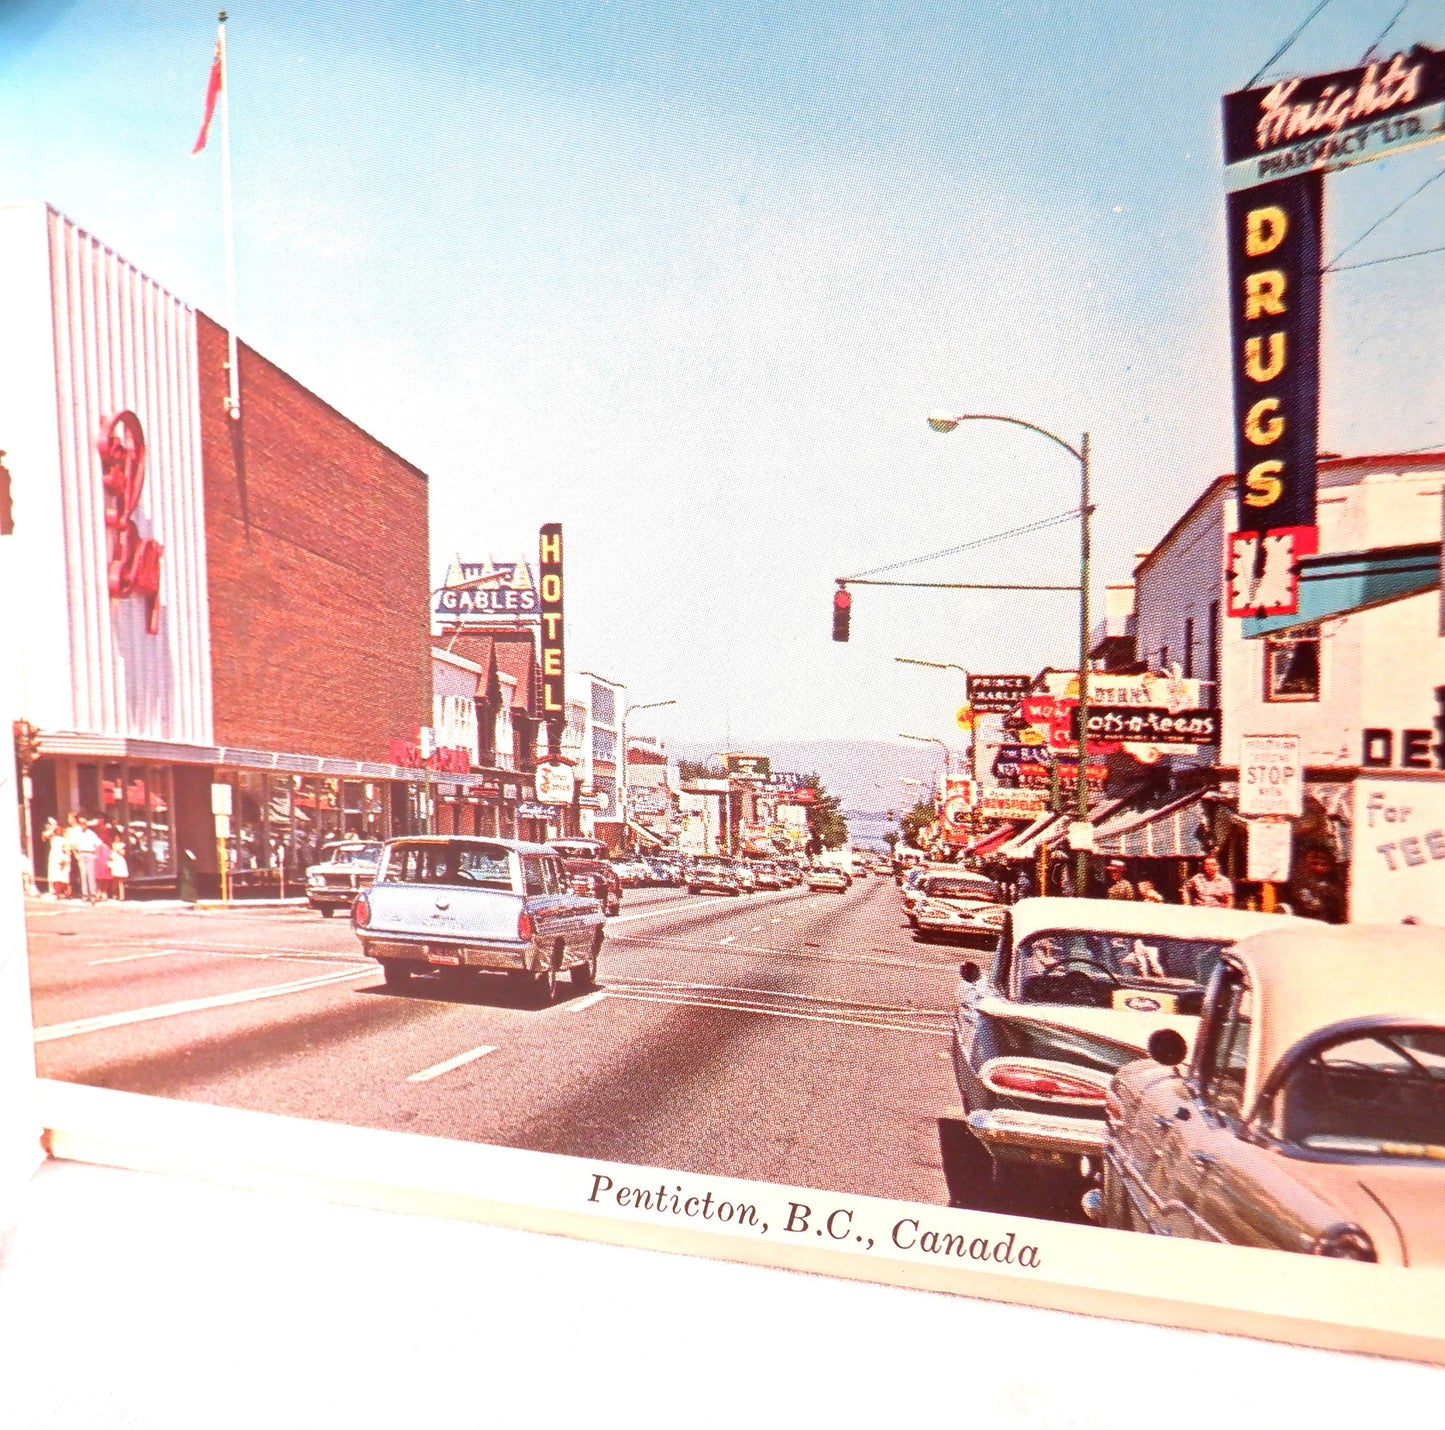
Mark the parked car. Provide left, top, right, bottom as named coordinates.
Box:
left=750, top=861, right=785, bottom=890
left=944, top=897, right=1308, bottom=1212
left=610, top=857, right=652, bottom=888
left=912, top=872, right=1006, bottom=946
left=353, top=836, right=605, bottom=1003
left=807, top=865, right=851, bottom=892
left=901, top=864, right=959, bottom=917
left=548, top=838, right=622, bottom=916
left=689, top=856, right=746, bottom=895
left=305, top=840, right=383, bottom=917
left=1094, top=923, right=1445, bottom=1264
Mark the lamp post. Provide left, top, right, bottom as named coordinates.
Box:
left=927, top=411, right=1093, bottom=894
left=896, top=656, right=981, bottom=849
left=622, top=698, right=677, bottom=850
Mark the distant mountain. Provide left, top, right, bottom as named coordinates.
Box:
left=669, top=738, right=945, bottom=849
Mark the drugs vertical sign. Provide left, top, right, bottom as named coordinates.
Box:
left=539, top=523, right=565, bottom=720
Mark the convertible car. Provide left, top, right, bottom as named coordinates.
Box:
left=943, top=896, right=1306, bottom=1212
left=1094, top=923, right=1445, bottom=1265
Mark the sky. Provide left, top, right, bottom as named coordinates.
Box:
left=3, top=0, right=1444, bottom=752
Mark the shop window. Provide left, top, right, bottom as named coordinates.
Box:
left=1265, top=627, right=1321, bottom=702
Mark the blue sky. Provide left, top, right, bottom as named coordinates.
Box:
left=4, top=1, right=1443, bottom=746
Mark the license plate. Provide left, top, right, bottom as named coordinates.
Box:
left=426, top=949, right=462, bottom=966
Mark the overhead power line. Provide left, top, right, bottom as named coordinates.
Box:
left=1362, top=0, right=1412, bottom=60
left=842, top=507, right=1080, bottom=581
left=1245, top=0, right=1335, bottom=88
left=1326, top=167, right=1445, bottom=268
left=1328, top=242, right=1445, bottom=272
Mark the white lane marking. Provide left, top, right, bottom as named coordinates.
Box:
left=87, top=949, right=187, bottom=966
left=33, top=967, right=375, bottom=1043
left=563, top=990, right=609, bottom=1013
left=719, top=935, right=737, bottom=946
left=769, top=918, right=783, bottom=924
left=748, top=926, right=763, bottom=933
left=406, top=1045, right=497, bottom=1082
left=611, top=975, right=950, bottom=1019
left=606, top=990, right=951, bottom=1037
left=607, top=899, right=725, bottom=924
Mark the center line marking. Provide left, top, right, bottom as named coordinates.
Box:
left=33, top=967, right=375, bottom=1043
left=563, top=990, right=609, bottom=1013
left=406, top=1045, right=497, bottom=1082
left=88, top=949, right=186, bottom=966
left=719, top=935, right=737, bottom=945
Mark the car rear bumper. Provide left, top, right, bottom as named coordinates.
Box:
left=361, top=934, right=535, bottom=973
left=965, top=1107, right=1105, bottom=1164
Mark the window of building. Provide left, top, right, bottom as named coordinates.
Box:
left=1183, top=618, right=1194, bottom=678
left=1207, top=600, right=1220, bottom=687
left=1265, top=626, right=1321, bottom=702
left=592, top=728, right=616, bottom=761
left=591, top=681, right=616, bottom=726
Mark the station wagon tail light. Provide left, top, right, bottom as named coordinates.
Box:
left=1313, top=1224, right=1377, bottom=1262
left=980, top=1058, right=1110, bottom=1104
left=351, top=895, right=370, bottom=928
left=517, top=909, right=533, bottom=942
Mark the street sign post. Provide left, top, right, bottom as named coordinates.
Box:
left=1239, top=734, right=1304, bottom=818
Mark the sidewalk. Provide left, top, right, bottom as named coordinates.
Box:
left=24, top=894, right=311, bottom=915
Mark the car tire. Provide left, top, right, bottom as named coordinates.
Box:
left=938, top=1118, right=994, bottom=1210
left=319, top=905, right=335, bottom=918
left=572, top=931, right=602, bottom=991
left=380, top=959, right=410, bottom=990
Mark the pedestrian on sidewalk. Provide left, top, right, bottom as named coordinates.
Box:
left=1136, top=878, right=1165, bottom=903
left=109, top=837, right=130, bottom=901
left=59, top=814, right=84, bottom=898
left=71, top=818, right=103, bottom=903
left=41, top=817, right=65, bottom=898
left=94, top=831, right=113, bottom=899
left=1184, top=854, right=1235, bottom=909
left=1105, top=859, right=1137, bottom=900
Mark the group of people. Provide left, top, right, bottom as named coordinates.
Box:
left=1103, top=854, right=1235, bottom=907
left=37, top=814, right=130, bottom=903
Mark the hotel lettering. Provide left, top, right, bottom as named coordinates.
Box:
left=539, top=522, right=565, bottom=718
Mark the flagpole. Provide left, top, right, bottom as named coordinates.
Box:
left=218, top=10, right=240, bottom=421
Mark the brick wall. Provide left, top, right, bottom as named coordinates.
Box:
left=197, top=316, right=430, bottom=762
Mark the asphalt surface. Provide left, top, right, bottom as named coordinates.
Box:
left=27, top=877, right=967, bottom=1205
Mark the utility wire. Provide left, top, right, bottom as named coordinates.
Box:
left=843, top=508, right=1080, bottom=581
left=1362, top=0, right=1412, bottom=60
left=1326, top=167, right=1445, bottom=267
left=1245, top=0, right=1335, bottom=88
left=1328, top=242, right=1445, bottom=272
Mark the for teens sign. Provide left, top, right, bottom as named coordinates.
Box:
left=98, top=411, right=163, bottom=634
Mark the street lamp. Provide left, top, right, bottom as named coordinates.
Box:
left=900, top=732, right=952, bottom=781
left=928, top=410, right=1093, bottom=893
left=622, top=698, right=677, bottom=851
left=896, top=656, right=982, bottom=843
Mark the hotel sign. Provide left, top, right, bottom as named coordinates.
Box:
left=539, top=523, right=565, bottom=719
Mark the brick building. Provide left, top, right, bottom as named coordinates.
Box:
left=2, top=201, right=441, bottom=896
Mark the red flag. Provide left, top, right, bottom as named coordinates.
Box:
left=192, top=42, right=222, bottom=154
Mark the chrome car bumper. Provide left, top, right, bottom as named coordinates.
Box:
left=361, top=935, right=534, bottom=973
left=966, top=1107, right=1106, bottom=1161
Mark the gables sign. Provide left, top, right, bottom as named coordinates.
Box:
left=1223, top=47, right=1445, bottom=191
left=434, top=557, right=539, bottom=626
left=99, top=412, right=163, bottom=634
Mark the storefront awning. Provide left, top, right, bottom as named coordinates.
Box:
left=996, top=813, right=1067, bottom=861
left=1094, top=791, right=1212, bottom=860
left=970, top=824, right=1019, bottom=858
left=627, top=819, right=666, bottom=848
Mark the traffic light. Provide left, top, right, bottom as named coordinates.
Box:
left=831, top=585, right=851, bottom=642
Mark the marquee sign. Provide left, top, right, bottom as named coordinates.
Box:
left=433, top=557, right=538, bottom=626
left=1222, top=47, right=1445, bottom=192
left=966, top=674, right=1032, bottom=713
left=724, top=753, right=771, bottom=781
left=99, top=411, right=163, bottom=634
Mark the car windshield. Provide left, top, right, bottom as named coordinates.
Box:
left=1278, top=1028, right=1445, bottom=1159
left=320, top=843, right=381, bottom=866
left=385, top=841, right=514, bottom=890
left=1016, top=930, right=1230, bottom=999
left=925, top=876, right=997, bottom=901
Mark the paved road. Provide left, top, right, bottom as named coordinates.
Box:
left=27, top=878, right=966, bottom=1205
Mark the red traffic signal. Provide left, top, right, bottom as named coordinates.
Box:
left=831, top=585, right=851, bottom=642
